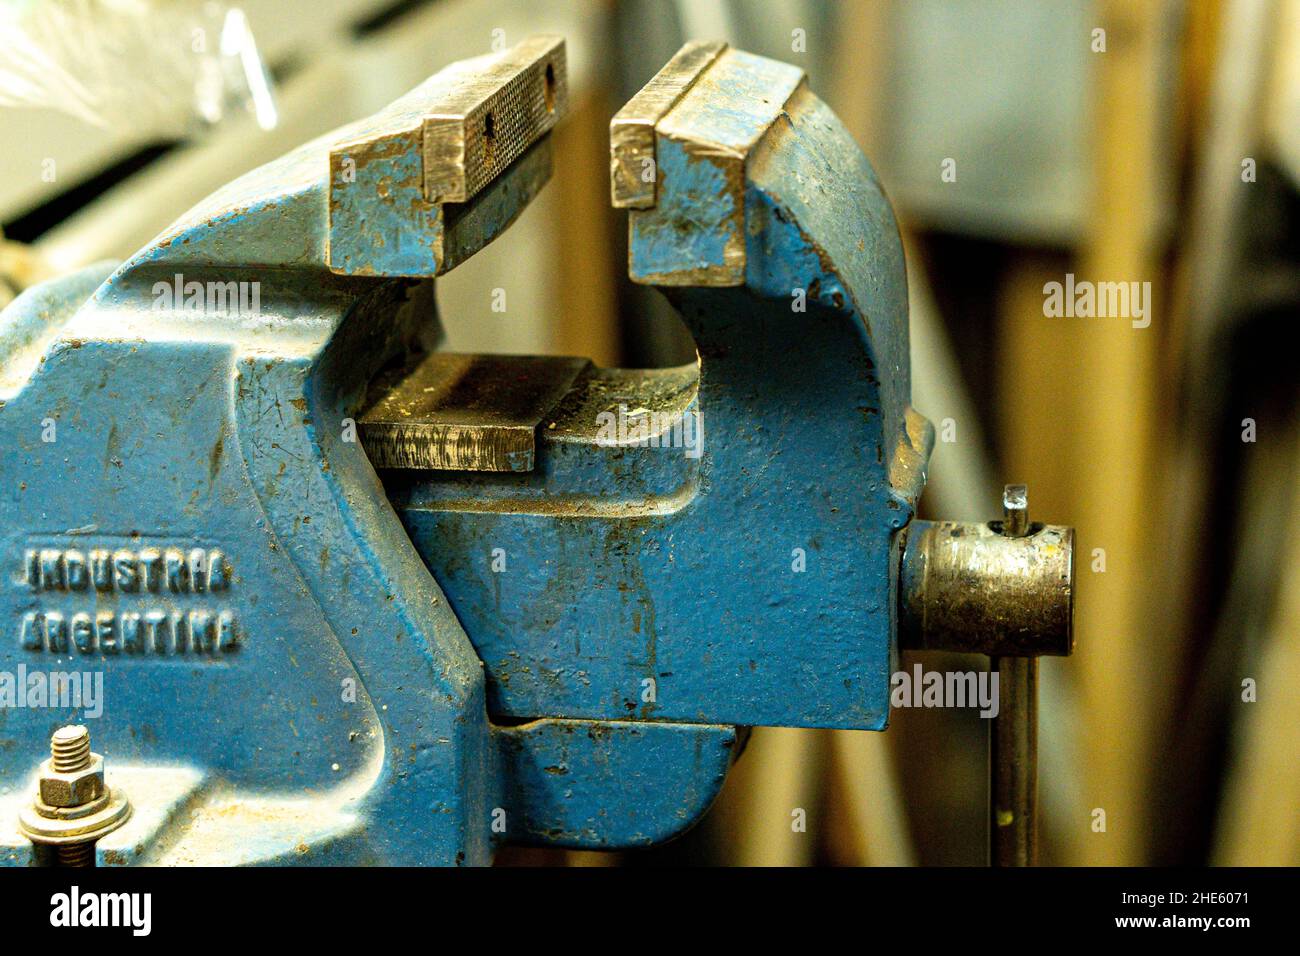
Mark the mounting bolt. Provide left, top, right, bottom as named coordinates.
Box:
left=19, top=725, right=131, bottom=867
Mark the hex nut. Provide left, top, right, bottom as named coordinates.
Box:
left=38, top=753, right=105, bottom=808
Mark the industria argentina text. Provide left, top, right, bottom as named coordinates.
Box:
left=18, top=544, right=240, bottom=657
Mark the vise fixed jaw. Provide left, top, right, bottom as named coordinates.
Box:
left=386, top=39, right=928, bottom=734
left=0, top=36, right=1067, bottom=866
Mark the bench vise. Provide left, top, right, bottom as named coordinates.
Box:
left=0, top=38, right=1073, bottom=866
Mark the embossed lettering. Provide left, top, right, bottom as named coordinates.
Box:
left=189, top=610, right=215, bottom=652
left=143, top=611, right=167, bottom=654
left=40, top=550, right=63, bottom=590
left=208, top=551, right=229, bottom=591
left=91, top=550, right=112, bottom=591
left=140, top=549, right=163, bottom=592
left=65, top=550, right=88, bottom=590
left=72, top=613, right=94, bottom=653
left=165, top=550, right=188, bottom=592
left=21, top=612, right=42, bottom=650
left=44, top=613, right=67, bottom=652
left=218, top=611, right=238, bottom=650
left=18, top=539, right=242, bottom=657
left=121, top=612, right=143, bottom=653
left=96, top=611, right=118, bottom=654
left=113, top=550, right=139, bottom=592
left=188, top=549, right=207, bottom=592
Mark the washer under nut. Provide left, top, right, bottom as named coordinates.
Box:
left=19, top=726, right=130, bottom=865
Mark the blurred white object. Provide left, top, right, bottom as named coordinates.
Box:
left=0, top=0, right=276, bottom=135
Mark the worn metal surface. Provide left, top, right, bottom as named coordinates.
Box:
left=358, top=354, right=588, bottom=471
left=898, top=520, right=1075, bottom=656
left=901, top=486, right=1069, bottom=866
left=389, top=43, right=928, bottom=730
left=493, top=719, right=737, bottom=848
left=1002, top=483, right=1030, bottom=537
left=0, top=37, right=947, bottom=864
left=609, top=40, right=726, bottom=209
left=326, top=38, right=566, bottom=277
left=0, top=37, right=748, bottom=866
left=991, top=655, right=1038, bottom=866
left=422, top=35, right=568, bottom=204
left=627, top=48, right=805, bottom=287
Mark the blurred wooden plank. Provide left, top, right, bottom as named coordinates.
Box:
left=1263, top=0, right=1300, bottom=179
left=1066, top=0, right=1170, bottom=866
left=550, top=90, right=621, bottom=367
left=1173, top=0, right=1225, bottom=178
left=827, top=731, right=915, bottom=866
left=714, top=728, right=828, bottom=866
left=999, top=0, right=1173, bottom=865
left=1148, top=0, right=1283, bottom=862
left=828, top=0, right=892, bottom=156
left=1213, top=442, right=1300, bottom=865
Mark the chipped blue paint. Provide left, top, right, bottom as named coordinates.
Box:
left=329, top=137, right=443, bottom=276
left=630, top=137, right=737, bottom=282
left=391, top=49, right=931, bottom=731
left=0, top=40, right=930, bottom=865
left=494, top=720, right=737, bottom=848
left=744, top=90, right=914, bottom=452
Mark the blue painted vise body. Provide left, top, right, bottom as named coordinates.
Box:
left=0, top=38, right=929, bottom=865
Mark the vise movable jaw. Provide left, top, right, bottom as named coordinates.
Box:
left=0, top=37, right=1070, bottom=866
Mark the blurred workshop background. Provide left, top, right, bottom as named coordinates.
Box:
left=1, top=0, right=1295, bottom=866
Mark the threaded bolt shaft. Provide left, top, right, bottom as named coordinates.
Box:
left=50, top=725, right=92, bottom=774
left=55, top=842, right=94, bottom=867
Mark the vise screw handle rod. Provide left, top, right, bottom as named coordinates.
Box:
left=990, top=654, right=1037, bottom=865
left=991, top=483, right=1036, bottom=866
